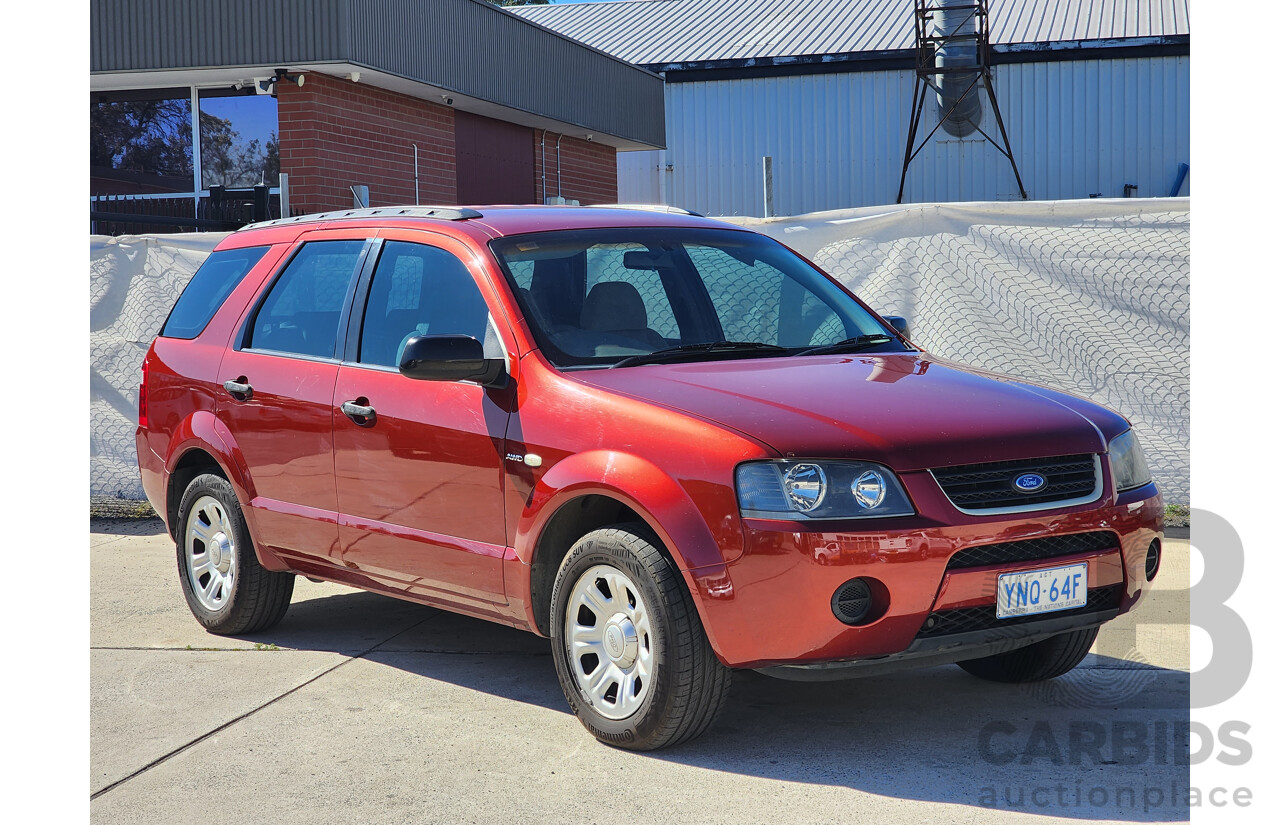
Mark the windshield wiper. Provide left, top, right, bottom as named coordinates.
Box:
left=795, top=334, right=895, bottom=357
left=611, top=341, right=788, bottom=369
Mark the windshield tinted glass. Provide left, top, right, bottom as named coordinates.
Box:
left=490, top=227, right=905, bottom=368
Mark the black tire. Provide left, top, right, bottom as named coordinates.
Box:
left=956, top=626, right=1099, bottom=683
left=175, top=473, right=294, bottom=635
left=550, top=524, right=731, bottom=750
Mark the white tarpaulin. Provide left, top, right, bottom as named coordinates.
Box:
left=89, top=197, right=1188, bottom=510
left=731, top=198, right=1189, bottom=504
left=90, top=233, right=227, bottom=511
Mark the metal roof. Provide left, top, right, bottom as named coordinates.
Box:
left=512, top=0, right=1190, bottom=66
left=90, top=0, right=666, bottom=149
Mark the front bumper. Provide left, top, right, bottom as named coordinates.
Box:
left=758, top=599, right=1118, bottom=680
left=685, top=482, right=1163, bottom=670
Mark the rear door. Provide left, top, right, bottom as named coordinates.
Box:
left=216, top=230, right=373, bottom=563
left=332, top=233, right=512, bottom=607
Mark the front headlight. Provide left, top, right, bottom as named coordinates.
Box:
left=1109, top=429, right=1152, bottom=492
left=736, top=460, right=915, bottom=519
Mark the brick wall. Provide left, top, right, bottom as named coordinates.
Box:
left=277, top=73, right=456, bottom=213
left=277, top=73, right=619, bottom=213
left=533, top=131, right=618, bottom=205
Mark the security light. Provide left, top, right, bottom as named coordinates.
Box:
left=259, top=69, right=305, bottom=96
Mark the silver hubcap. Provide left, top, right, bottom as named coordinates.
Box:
left=185, top=496, right=237, bottom=611
left=565, top=565, right=654, bottom=720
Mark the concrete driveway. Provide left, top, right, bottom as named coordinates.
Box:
left=90, top=520, right=1190, bottom=824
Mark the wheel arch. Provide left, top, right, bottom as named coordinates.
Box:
left=516, top=450, right=732, bottom=637
left=161, top=410, right=286, bottom=570
left=166, top=447, right=225, bottom=539
left=526, top=493, right=654, bottom=636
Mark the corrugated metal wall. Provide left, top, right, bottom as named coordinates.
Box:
left=619, top=56, right=1189, bottom=216
left=515, top=0, right=1191, bottom=65
left=91, top=0, right=666, bottom=148
left=346, top=0, right=666, bottom=147
left=92, top=0, right=352, bottom=71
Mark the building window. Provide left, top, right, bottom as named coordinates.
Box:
left=198, top=90, right=279, bottom=189
left=90, top=88, right=193, bottom=195
left=90, top=86, right=280, bottom=196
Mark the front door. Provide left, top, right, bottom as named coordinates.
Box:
left=333, top=236, right=511, bottom=606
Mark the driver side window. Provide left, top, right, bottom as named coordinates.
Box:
left=358, top=241, right=498, bottom=368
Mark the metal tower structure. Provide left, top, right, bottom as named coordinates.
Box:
left=896, top=0, right=1027, bottom=203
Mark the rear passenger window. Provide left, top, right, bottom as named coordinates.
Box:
left=358, top=241, right=496, bottom=368
left=161, top=246, right=269, bottom=339
left=247, top=240, right=366, bottom=358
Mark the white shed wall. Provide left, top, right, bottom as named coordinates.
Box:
left=618, top=56, right=1189, bottom=216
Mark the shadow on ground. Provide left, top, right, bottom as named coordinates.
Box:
left=237, top=587, right=1189, bottom=822
left=91, top=518, right=167, bottom=537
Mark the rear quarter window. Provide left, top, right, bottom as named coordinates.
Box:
left=160, top=246, right=270, bottom=339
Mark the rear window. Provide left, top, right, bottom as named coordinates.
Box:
left=161, top=246, right=270, bottom=339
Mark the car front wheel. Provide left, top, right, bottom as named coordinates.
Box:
left=550, top=525, right=731, bottom=750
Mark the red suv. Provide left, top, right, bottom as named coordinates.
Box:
left=137, top=205, right=1163, bottom=750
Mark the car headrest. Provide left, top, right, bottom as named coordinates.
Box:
left=581, top=282, right=648, bottom=332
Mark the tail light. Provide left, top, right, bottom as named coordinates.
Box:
left=138, top=358, right=150, bottom=428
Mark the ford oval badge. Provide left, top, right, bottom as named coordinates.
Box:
left=1013, top=473, right=1047, bottom=493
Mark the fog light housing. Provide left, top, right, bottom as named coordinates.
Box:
left=1145, top=538, right=1161, bottom=581
left=832, top=578, right=874, bottom=625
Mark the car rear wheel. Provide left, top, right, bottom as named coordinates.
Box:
left=956, top=626, right=1099, bottom=683
left=175, top=473, right=294, bottom=635
left=550, top=525, right=731, bottom=750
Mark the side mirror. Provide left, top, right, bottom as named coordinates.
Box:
left=399, top=335, right=507, bottom=388
left=883, top=315, right=912, bottom=340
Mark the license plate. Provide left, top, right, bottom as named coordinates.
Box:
left=996, top=563, right=1088, bottom=619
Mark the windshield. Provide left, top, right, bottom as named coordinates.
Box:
left=489, top=227, right=909, bottom=369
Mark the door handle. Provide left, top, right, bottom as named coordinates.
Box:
left=341, top=399, right=376, bottom=423
left=223, top=378, right=253, bottom=400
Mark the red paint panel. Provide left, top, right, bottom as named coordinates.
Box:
left=332, top=366, right=509, bottom=603
left=215, top=347, right=341, bottom=560
left=689, top=491, right=1162, bottom=669
left=572, top=354, right=1126, bottom=471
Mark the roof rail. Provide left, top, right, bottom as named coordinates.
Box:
left=588, top=203, right=704, bottom=217
left=241, top=205, right=483, bottom=231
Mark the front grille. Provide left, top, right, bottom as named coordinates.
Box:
left=916, top=584, right=1123, bottom=638
left=932, top=454, right=1099, bottom=511
left=946, top=531, right=1118, bottom=570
